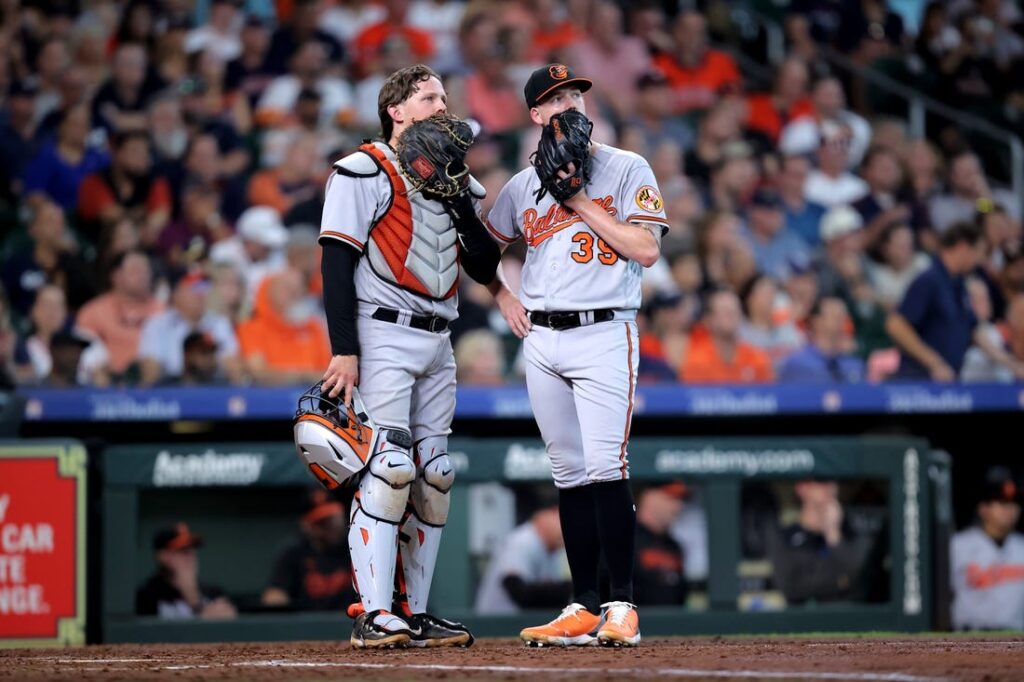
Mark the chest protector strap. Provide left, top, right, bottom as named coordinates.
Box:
left=359, top=143, right=458, bottom=301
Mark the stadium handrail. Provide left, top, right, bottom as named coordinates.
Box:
left=740, top=6, right=1024, bottom=215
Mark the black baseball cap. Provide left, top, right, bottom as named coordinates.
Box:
left=751, top=188, right=783, bottom=210
left=636, top=71, right=670, bottom=90
left=8, top=80, right=38, bottom=99
left=643, top=291, right=683, bottom=317
left=524, top=64, right=593, bottom=108
left=183, top=331, right=218, bottom=353
left=50, top=328, right=91, bottom=350
left=979, top=466, right=1021, bottom=504
left=153, top=522, right=204, bottom=551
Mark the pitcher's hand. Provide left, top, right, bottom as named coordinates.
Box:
left=496, top=286, right=531, bottom=338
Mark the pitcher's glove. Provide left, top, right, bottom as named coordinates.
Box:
left=396, top=113, right=474, bottom=199
left=530, top=109, right=594, bottom=204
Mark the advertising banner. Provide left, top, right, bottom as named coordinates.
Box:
left=0, top=443, right=86, bottom=647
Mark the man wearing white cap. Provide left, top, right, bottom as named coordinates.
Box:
left=209, top=206, right=289, bottom=305
left=813, top=205, right=889, bottom=357
left=814, top=205, right=869, bottom=298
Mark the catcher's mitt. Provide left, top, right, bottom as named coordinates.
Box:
left=395, top=113, right=474, bottom=199
left=530, top=109, right=594, bottom=204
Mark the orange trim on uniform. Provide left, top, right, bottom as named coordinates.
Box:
left=625, top=214, right=669, bottom=225
left=619, top=323, right=635, bottom=478
left=360, top=144, right=459, bottom=300
left=485, top=219, right=518, bottom=244
left=299, top=413, right=372, bottom=463
left=320, top=230, right=365, bottom=251
left=394, top=552, right=412, bottom=617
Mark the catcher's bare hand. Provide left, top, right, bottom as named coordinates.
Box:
left=323, top=354, right=359, bottom=405
left=496, top=286, right=531, bottom=338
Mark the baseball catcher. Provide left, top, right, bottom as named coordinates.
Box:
left=530, top=108, right=594, bottom=204
left=311, top=65, right=499, bottom=650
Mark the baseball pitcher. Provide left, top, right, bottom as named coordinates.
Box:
left=485, top=64, right=669, bottom=647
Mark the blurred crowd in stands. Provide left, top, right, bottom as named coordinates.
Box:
left=2, top=0, right=1024, bottom=389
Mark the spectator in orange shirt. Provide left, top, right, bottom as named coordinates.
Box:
left=680, top=289, right=774, bottom=384
left=352, top=0, right=434, bottom=78
left=464, top=40, right=530, bottom=136
left=76, top=250, right=164, bottom=378
left=247, top=133, right=323, bottom=216
left=77, top=129, right=172, bottom=248
left=528, top=0, right=583, bottom=63
left=653, top=10, right=741, bottom=113
left=639, top=291, right=694, bottom=381
left=237, top=268, right=330, bottom=385
left=745, top=57, right=814, bottom=143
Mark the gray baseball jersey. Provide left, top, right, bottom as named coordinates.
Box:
left=486, top=142, right=666, bottom=487
left=950, top=526, right=1024, bottom=630
left=474, top=521, right=569, bottom=614
left=319, top=141, right=461, bottom=321
left=319, top=140, right=476, bottom=619
left=486, top=144, right=668, bottom=312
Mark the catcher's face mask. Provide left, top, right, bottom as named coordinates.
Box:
left=294, top=381, right=378, bottom=489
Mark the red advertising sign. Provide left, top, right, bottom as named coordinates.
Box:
left=0, top=444, right=86, bottom=647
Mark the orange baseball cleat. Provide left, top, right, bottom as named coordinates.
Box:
left=519, top=603, right=602, bottom=647
left=596, top=601, right=640, bottom=647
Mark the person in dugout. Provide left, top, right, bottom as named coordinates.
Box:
left=262, top=488, right=358, bottom=611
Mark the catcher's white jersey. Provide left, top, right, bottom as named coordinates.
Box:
left=320, top=141, right=460, bottom=321
left=486, top=144, right=668, bottom=312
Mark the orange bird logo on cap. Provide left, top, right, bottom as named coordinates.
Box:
left=1003, top=480, right=1017, bottom=501
left=549, top=64, right=569, bottom=80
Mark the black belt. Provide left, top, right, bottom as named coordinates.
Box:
left=372, top=307, right=449, bottom=333
left=529, top=309, right=615, bottom=331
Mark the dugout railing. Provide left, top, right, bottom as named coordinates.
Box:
left=96, top=436, right=945, bottom=643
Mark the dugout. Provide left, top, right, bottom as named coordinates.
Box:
left=96, top=435, right=948, bottom=644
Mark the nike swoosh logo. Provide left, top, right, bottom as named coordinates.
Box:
left=387, top=462, right=404, bottom=468
left=441, top=469, right=452, bottom=477
left=408, top=626, right=423, bottom=635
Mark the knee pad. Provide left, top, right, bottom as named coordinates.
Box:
left=410, top=436, right=454, bottom=526
left=357, top=429, right=415, bottom=523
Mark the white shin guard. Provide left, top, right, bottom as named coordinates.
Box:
left=349, top=432, right=416, bottom=613
left=400, top=436, right=453, bottom=613
left=400, top=515, right=444, bottom=614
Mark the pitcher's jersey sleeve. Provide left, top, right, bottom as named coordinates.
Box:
left=620, top=159, right=670, bottom=236
left=319, top=170, right=390, bottom=252
left=484, top=176, right=524, bottom=246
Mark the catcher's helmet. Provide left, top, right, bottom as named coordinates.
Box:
left=293, top=381, right=379, bottom=489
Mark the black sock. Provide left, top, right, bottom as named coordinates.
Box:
left=558, top=485, right=601, bottom=614
left=592, top=479, right=636, bottom=604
